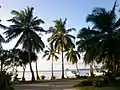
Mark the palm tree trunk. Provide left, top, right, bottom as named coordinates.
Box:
left=28, top=50, right=35, bottom=81
left=22, top=66, right=26, bottom=81
left=36, top=60, right=40, bottom=80
left=0, top=61, right=3, bottom=71
left=112, top=61, right=116, bottom=74
left=27, top=36, right=35, bottom=82
left=61, top=46, right=64, bottom=79
left=76, top=63, right=79, bottom=72
left=90, top=62, right=94, bottom=77
left=111, top=56, right=116, bottom=74
left=51, top=57, right=54, bottom=80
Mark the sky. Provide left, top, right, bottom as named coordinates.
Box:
left=0, top=0, right=119, bottom=71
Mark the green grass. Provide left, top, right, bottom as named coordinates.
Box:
left=75, top=84, right=120, bottom=90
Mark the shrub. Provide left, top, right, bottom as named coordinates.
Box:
left=74, top=79, right=93, bottom=87
left=52, top=76, right=56, bottom=79
left=0, top=71, right=14, bottom=90
left=93, top=78, right=104, bottom=87
left=104, top=72, right=116, bottom=84
left=75, top=75, right=80, bottom=78
left=40, top=75, right=45, bottom=80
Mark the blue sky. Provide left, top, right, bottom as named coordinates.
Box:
left=0, top=0, right=119, bottom=70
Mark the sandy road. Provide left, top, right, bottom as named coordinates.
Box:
left=14, top=79, right=81, bottom=90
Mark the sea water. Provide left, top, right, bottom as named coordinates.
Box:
left=16, top=69, right=89, bottom=81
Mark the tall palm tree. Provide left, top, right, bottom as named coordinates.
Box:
left=77, top=1, right=120, bottom=75
left=4, top=6, right=45, bottom=81
left=87, top=1, right=120, bottom=73
left=43, top=45, right=59, bottom=80
left=48, top=18, right=75, bottom=79
left=65, top=47, right=80, bottom=72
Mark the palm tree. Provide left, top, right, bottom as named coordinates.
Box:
left=76, top=27, right=99, bottom=77
left=43, top=45, right=59, bottom=80
left=48, top=18, right=75, bottom=79
left=4, top=6, right=45, bottom=81
left=87, top=1, right=120, bottom=73
left=65, top=47, right=80, bottom=72
left=77, top=1, right=120, bottom=75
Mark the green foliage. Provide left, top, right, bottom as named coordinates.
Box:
left=48, top=18, right=75, bottom=54
left=43, top=45, right=59, bottom=61
left=19, top=50, right=38, bottom=65
left=4, top=6, right=45, bottom=52
left=65, top=47, right=80, bottom=64
left=93, top=78, right=104, bottom=87
left=0, top=50, right=17, bottom=71
left=0, top=71, right=14, bottom=90
left=74, top=79, right=93, bottom=87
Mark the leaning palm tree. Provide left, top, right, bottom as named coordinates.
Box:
left=48, top=18, right=75, bottom=79
left=4, top=6, right=45, bottom=81
left=65, top=47, right=80, bottom=72
left=43, top=45, right=59, bottom=80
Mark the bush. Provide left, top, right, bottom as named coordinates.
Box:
left=0, top=71, right=14, bottom=90
left=81, top=80, right=93, bottom=86
left=79, top=76, right=88, bottom=79
left=40, top=75, right=45, bottom=80
left=74, top=79, right=93, bottom=87
left=53, top=76, right=56, bottom=79
left=93, top=78, right=104, bottom=87
left=74, top=78, right=104, bottom=87
left=104, top=72, right=116, bottom=84
left=75, top=75, right=80, bottom=78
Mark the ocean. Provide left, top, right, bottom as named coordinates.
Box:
left=16, top=69, right=90, bottom=81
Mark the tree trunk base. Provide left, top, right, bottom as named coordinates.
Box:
left=31, top=72, right=35, bottom=82
left=22, top=77, right=25, bottom=81
left=37, top=76, right=40, bottom=80
left=61, top=75, right=65, bottom=79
